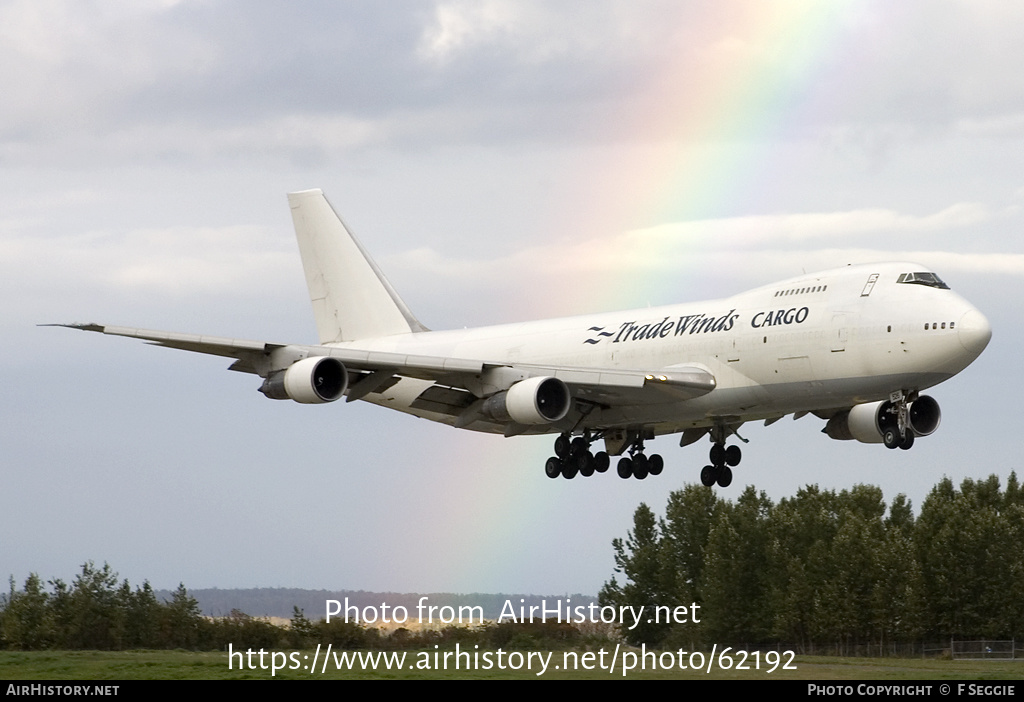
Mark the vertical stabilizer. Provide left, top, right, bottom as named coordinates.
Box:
left=287, top=189, right=427, bottom=343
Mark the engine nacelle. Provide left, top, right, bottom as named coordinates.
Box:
left=824, top=395, right=941, bottom=443
left=259, top=357, right=348, bottom=404
left=481, top=376, right=570, bottom=425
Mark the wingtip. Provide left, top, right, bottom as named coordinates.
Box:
left=39, top=322, right=104, bottom=332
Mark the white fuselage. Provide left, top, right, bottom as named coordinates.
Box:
left=328, top=262, right=990, bottom=437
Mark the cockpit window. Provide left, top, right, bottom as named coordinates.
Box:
left=897, top=272, right=949, bottom=289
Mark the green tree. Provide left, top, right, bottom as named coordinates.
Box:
left=701, top=488, right=773, bottom=643
left=660, top=484, right=721, bottom=606
left=1, top=574, right=54, bottom=649
left=162, top=583, right=202, bottom=649
left=61, top=562, right=124, bottom=650
left=599, top=502, right=669, bottom=644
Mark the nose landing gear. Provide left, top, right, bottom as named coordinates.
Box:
left=882, top=392, right=917, bottom=450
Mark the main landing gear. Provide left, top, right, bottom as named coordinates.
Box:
left=699, top=427, right=742, bottom=488
left=544, top=433, right=610, bottom=479
left=543, top=429, right=741, bottom=487
left=544, top=432, right=665, bottom=480
left=614, top=440, right=664, bottom=481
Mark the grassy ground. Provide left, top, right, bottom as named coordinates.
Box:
left=1, top=649, right=1022, bottom=680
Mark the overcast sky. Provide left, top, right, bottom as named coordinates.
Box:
left=2, top=1, right=1022, bottom=597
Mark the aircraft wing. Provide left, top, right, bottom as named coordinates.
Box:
left=46, top=323, right=486, bottom=378
left=50, top=323, right=715, bottom=408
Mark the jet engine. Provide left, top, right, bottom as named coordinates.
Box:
left=481, top=376, right=571, bottom=425
left=259, top=357, right=348, bottom=404
left=824, top=395, right=941, bottom=443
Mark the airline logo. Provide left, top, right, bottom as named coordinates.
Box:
left=585, top=310, right=739, bottom=345
left=583, top=306, right=811, bottom=344
left=750, top=306, right=810, bottom=329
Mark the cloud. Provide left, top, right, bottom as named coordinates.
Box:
left=5, top=1, right=1024, bottom=169
left=0, top=225, right=295, bottom=300
left=391, top=203, right=1016, bottom=282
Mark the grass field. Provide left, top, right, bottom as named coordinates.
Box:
left=1, top=649, right=1021, bottom=680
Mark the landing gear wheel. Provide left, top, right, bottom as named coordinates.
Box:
left=700, top=465, right=717, bottom=487
left=578, top=451, right=595, bottom=477
left=899, top=431, right=915, bottom=450
left=725, top=445, right=742, bottom=467
left=554, top=434, right=570, bottom=459
left=883, top=428, right=900, bottom=449
left=647, top=454, right=664, bottom=476
left=716, top=466, right=733, bottom=488
left=594, top=452, right=610, bottom=473
left=710, top=443, right=725, bottom=466
left=633, top=454, right=649, bottom=480
left=617, top=457, right=633, bottom=479
left=562, top=461, right=578, bottom=479
left=544, top=457, right=562, bottom=479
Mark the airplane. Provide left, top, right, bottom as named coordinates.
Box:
left=51, top=189, right=992, bottom=488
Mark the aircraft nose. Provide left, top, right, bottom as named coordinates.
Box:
left=958, top=308, right=992, bottom=357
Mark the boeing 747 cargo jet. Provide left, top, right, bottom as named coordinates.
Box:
left=53, top=189, right=991, bottom=487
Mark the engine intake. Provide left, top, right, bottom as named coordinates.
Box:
left=260, top=357, right=348, bottom=404
left=481, top=376, right=571, bottom=425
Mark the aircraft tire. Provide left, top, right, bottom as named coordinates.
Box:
left=710, top=443, right=725, bottom=466
left=717, top=466, right=733, bottom=488
left=545, top=457, right=562, bottom=479
left=725, top=445, right=742, bottom=467
left=554, top=435, right=570, bottom=459
left=700, top=465, right=716, bottom=487
left=617, top=457, right=633, bottom=479
left=883, top=428, right=900, bottom=449
left=632, top=454, right=648, bottom=478
left=648, top=454, right=664, bottom=475
left=578, top=451, right=595, bottom=477
left=899, top=431, right=915, bottom=450
left=562, top=462, right=578, bottom=479
left=594, top=452, right=610, bottom=473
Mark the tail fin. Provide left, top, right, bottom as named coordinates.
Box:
left=287, top=189, right=428, bottom=343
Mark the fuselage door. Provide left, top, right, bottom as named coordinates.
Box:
left=860, top=273, right=879, bottom=297
left=831, top=313, right=848, bottom=352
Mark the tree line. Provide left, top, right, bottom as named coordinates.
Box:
left=599, top=473, right=1024, bottom=653
left=0, top=562, right=599, bottom=651
left=6, top=473, right=1021, bottom=654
